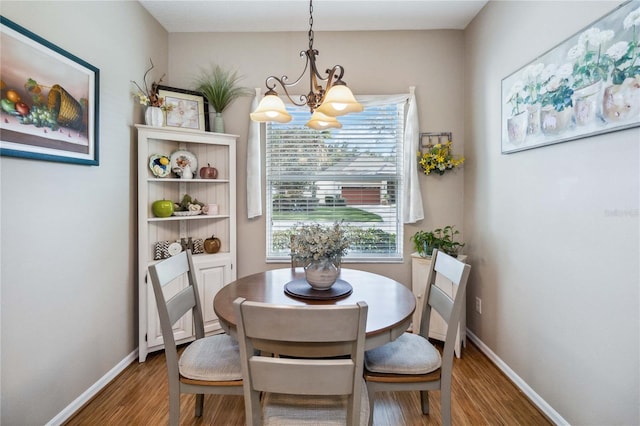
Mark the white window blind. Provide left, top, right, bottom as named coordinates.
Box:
left=266, top=100, right=405, bottom=262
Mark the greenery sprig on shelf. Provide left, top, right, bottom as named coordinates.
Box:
left=193, top=65, right=252, bottom=113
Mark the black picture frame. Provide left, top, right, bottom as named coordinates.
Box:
left=0, top=16, right=100, bottom=165
left=157, top=85, right=210, bottom=131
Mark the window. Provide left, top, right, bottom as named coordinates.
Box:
left=266, top=99, right=405, bottom=262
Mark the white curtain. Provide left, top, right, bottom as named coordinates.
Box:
left=402, top=87, right=424, bottom=224
left=246, top=88, right=262, bottom=219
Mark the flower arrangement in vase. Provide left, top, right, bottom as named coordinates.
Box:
left=132, top=59, right=172, bottom=126
left=290, top=222, right=350, bottom=290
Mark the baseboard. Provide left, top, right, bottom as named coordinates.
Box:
left=45, top=349, right=138, bottom=426
left=466, top=331, right=568, bottom=426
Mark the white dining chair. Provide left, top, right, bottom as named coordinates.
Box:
left=289, top=234, right=306, bottom=270
left=234, top=297, right=369, bottom=426
left=363, top=249, right=471, bottom=426
left=148, top=250, right=243, bottom=426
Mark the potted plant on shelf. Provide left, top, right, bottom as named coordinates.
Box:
left=193, top=65, right=252, bottom=133
left=411, top=225, right=465, bottom=257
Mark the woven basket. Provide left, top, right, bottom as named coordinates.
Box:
left=48, top=84, right=84, bottom=130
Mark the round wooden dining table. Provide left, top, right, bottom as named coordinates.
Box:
left=213, top=267, right=416, bottom=350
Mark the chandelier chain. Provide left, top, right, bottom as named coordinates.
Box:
left=308, top=0, right=314, bottom=50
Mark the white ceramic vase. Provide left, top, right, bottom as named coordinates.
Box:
left=145, top=106, right=164, bottom=127
left=304, top=259, right=339, bottom=290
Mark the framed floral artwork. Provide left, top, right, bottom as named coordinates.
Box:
left=0, top=16, right=100, bottom=165
left=501, top=0, right=640, bottom=154
left=157, top=85, right=210, bottom=131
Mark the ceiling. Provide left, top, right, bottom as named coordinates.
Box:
left=139, top=0, right=489, bottom=33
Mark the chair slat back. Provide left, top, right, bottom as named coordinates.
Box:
left=433, top=250, right=467, bottom=285
left=234, top=298, right=368, bottom=425
left=249, top=357, right=356, bottom=395
left=148, top=250, right=206, bottom=347
left=423, top=250, right=471, bottom=370
left=240, top=302, right=363, bottom=342
left=166, top=286, right=197, bottom=326
left=428, top=284, right=453, bottom=324
left=151, top=250, right=190, bottom=288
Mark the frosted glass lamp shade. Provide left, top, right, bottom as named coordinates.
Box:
left=250, top=95, right=292, bottom=123
left=315, top=85, right=363, bottom=117
left=306, top=111, right=342, bottom=130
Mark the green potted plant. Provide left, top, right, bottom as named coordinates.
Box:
left=193, top=65, right=252, bottom=133
left=411, top=225, right=465, bottom=257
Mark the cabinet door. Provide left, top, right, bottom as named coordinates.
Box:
left=197, top=261, right=232, bottom=334
left=146, top=272, right=194, bottom=349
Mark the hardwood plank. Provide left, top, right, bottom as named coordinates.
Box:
left=65, top=341, right=552, bottom=425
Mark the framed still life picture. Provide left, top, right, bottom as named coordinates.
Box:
left=157, top=85, right=210, bottom=131
left=501, top=0, right=640, bottom=154
left=0, top=16, right=100, bottom=165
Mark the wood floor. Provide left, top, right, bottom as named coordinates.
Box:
left=65, top=340, right=552, bottom=425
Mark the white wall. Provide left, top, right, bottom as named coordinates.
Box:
left=166, top=29, right=467, bottom=284
left=464, top=1, right=639, bottom=424
left=0, top=2, right=167, bottom=424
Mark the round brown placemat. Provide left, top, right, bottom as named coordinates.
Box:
left=284, top=278, right=353, bottom=300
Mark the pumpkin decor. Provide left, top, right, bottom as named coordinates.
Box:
left=204, top=235, right=221, bottom=254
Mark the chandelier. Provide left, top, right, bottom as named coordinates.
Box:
left=250, top=0, right=363, bottom=130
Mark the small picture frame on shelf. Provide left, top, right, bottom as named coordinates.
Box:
left=157, top=85, right=210, bottom=131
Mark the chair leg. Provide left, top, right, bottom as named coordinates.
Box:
left=366, top=382, right=375, bottom=426
left=195, top=393, right=204, bottom=417
left=169, top=387, right=180, bottom=426
left=420, top=390, right=429, bottom=414
left=441, top=388, right=451, bottom=426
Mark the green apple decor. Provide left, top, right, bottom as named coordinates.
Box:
left=152, top=199, right=174, bottom=218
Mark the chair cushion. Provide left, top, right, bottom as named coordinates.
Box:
left=179, top=333, right=242, bottom=381
left=364, top=332, right=441, bottom=375
left=262, top=378, right=369, bottom=425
